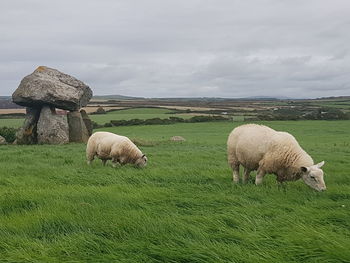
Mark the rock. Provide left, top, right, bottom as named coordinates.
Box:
left=67, top=111, right=89, bottom=143
left=170, top=136, right=186, bottom=142
left=12, top=66, right=93, bottom=111
left=0, top=135, right=7, bottom=145
left=80, top=109, right=93, bottom=136
left=16, top=107, right=41, bottom=145
left=37, top=106, right=69, bottom=144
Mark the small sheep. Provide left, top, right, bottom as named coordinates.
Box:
left=227, top=124, right=326, bottom=191
left=86, top=131, right=147, bottom=167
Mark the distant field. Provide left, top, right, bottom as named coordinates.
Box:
left=0, top=118, right=24, bottom=128
left=82, top=106, right=127, bottom=113
left=1, top=96, right=349, bottom=128
left=0, top=120, right=349, bottom=262
left=0, top=107, right=221, bottom=128
left=310, top=100, right=350, bottom=111
left=89, top=107, right=210, bottom=124
left=0, top=109, right=26, bottom=114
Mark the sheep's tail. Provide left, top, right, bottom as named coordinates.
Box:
left=227, top=145, right=238, bottom=168
left=227, top=132, right=237, bottom=167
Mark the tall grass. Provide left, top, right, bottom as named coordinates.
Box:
left=0, top=121, right=349, bottom=262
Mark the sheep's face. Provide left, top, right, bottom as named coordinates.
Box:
left=301, top=161, right=326, bottom=191
left=135, top=154, right=147, bottom=168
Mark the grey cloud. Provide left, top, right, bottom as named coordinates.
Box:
left=0, top=0, right=350, bottom=98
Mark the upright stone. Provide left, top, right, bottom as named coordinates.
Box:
left=37, top=106, right=69, bottom=144
left=80, top=109, right=93, bottom=136
left=67, top=111, right=90, bottom=143
left=12, top=66, right=93, bottom=111
left=16, top=107, right=41, bottom=145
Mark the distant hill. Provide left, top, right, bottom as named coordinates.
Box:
left=315, top=96, right=350, bottom=100
left=92, top=94, right=350, bottom=102
left=0, top=97, right=22, bottom=109
left=244, top=96, right=295, bottom=100
left=92, top=95, right=144, bottom=100
left=92, top=95, right=294, bottom=101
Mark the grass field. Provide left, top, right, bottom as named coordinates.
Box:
left=89, top=107, right=199, bottom=125
left=0, top=108, right=212, bottom=128
left=310, top=101, right=350, bottom=112
left=0, top=120, right=350, bottom=262
left=0, top=118, right=24, bottom=128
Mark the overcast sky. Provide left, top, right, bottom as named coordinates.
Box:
left=1, top=0, right=349, bottom=98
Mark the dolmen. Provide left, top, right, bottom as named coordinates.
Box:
left=12, top=66, right=93, bottom=144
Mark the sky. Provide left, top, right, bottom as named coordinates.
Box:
left=0, top=0, right=349, bottom=98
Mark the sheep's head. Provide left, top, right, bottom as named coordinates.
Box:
left=301, top=161, right=326, bottom=191
left=135, top=154, right=147, bottom=168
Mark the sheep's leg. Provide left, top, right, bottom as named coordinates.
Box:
left=276, top=176, right=287, bottom=192
left=242, top=168, right=251, bottom=184
left=111, top=158, right=119, bottom=168
left=86, top=154, right=95, bottom=165
left=119, top=157, right=127, bottom=166
left=101, top=159, right=107, bottom=166
left=112, top=161, right=120, bottom=168
left=232, top=164, right=240, bottom=183
left=255, top=169, right=266, bottom=185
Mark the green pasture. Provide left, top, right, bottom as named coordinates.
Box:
left=0, top=108, right=197, bottom=128
left=90, top=107, right=198, bottom=125
left=0, top=118, right=24, bottom=128
left=310, top=101, right=350, bottom=111
left=0, top=120, right=350, bottom=262
left=261, top=98, right=350, bottom=112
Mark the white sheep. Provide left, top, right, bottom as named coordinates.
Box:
left=86, top=131, right=147, bottom=167
left=227, top=124, right=326, bottom=191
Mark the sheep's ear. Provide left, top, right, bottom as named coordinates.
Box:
left=301, top=166, right=309, bottom=173
left=316, top=161, right=325, bottom=168
left=141, top=154, right=145, bottom=158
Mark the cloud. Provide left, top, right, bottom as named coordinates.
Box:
left=0, top=0, right=349, bottom=98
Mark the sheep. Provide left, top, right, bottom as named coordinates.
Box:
left=227, top=124, right=326, bottom=191
left=86, top=131, right=147, bottom=167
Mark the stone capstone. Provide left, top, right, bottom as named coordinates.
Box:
left=12, top=66, right=93, bottom=111
left=37, top=106, right=69, bottom=144
left=67, top=111, right=90, bottom=143
left=11, top=66, right=93, bottom=145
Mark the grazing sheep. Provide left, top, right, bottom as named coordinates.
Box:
left=227, top=124, right=326, bottom=191
left=86, top=131, right=147, bottom=167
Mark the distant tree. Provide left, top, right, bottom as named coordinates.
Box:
left=91, top=121, right=103, bottom=129
left=103, top=122, right=112, bottom=127
left=0, top=127, right=17, bottom=143
left=304, top=107, right=348, bottom=120
left=95, top=106, right=106, bottom=114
